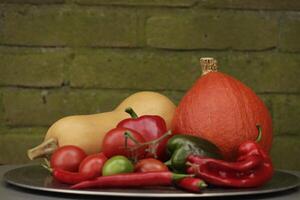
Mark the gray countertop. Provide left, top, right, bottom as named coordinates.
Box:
left=1, top=165, right=299, bottom=200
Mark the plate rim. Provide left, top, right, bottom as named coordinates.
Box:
left=3, top=165, right=300, bottom=198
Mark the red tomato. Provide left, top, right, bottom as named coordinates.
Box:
left=79, top=153, right=107, bottom=177
left=50, top=145, right=86, bottom=172
left=134, top=158, right=169, bottom=173
left=102, top=127, right=146, bottom=159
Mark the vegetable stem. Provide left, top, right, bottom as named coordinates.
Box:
left=125, top=107, right=138, bottom=119
left=255, top=125, right=262, bottom=143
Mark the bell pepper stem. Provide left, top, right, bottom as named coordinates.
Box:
left=255, top=125, right=262, bottom=143
left=125, top=107, right=138, bottom=119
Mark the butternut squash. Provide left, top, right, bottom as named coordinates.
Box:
left=28, top=91, right=176, bottom=160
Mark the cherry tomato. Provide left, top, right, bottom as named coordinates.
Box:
left=134, top=158, right=169, bottom=173
left=102, top=127, right=146, bottom=159
left=50, top=145, right=86, bottom=172
left=79, top=153, right=107, bottom=177
left=102, top=155, right=134, bottom=176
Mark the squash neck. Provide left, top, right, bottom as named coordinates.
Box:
left=200, top=57, right=218, bottom=75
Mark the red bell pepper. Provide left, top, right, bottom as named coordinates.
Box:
left=187, top=125, right=274, bottom=188
left=117, top=107, right=170, bottom=160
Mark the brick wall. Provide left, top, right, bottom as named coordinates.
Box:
left=0, top=0, right=299, bottom=170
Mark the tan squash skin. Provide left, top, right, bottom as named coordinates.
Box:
left=28, top=92, right=176, bottom=160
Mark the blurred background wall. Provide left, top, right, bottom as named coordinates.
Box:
left=0, top=0, right=299, bottom=169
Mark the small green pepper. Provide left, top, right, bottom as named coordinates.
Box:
left=102, top=155, right=134, bottom=176
left=165, top=134, right=222, bottom=172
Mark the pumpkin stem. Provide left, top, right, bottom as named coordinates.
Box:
left=255, top=125, right=262, bottom=143
left=200, top=57, right=218, bottom=75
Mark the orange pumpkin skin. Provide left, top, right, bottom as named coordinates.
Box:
left=172, top=67, right=272, bottom=160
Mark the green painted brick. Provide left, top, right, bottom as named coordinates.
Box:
left=280, top=14, right=300, bottom=52
left=257, top=94, right=273, bottom=116
left=0, top=90, right=4, bottom=126
left=0, top=5, right=68, bottom=46
left=199, top=0, right=300, bottom=10
left=2, top=88, right=138, bottom=126
left=256, top=94, right=300, bottom=136
left=70, top=50, right=299, bottom=93
left=224, top=53, right=300, bottom=93
left=0, top=50, right=66, bottom=87
left=271, top=135, right=300, bottom=170
left=146, top=11, right=278, bottom=50
left=0, top=127, right=46, bottom=164
left=161, top=90, right=185, bottom=105
left=0, top=5, right=138, bottom=47
left=272, top=95, right=300, bottom=135
left=70, top=49, right=206, bottom=90
left=74, top=0, right=197, bottom=7
left=0, top=0, right=64, bottom=4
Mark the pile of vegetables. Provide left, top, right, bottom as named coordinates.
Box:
left=28, top=58, right=274, bottom=193
left=41, top=108, right=208, bottom=192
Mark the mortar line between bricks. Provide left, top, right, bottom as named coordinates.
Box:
left=0, top=45, right=281, bottom=53
left=72, top=3, right=198, bottom=9
left=1, top=125, right=48, bottom=129
left=0, top=86, right=299, bottom=95
left=274, top=133, right=300, bottom=138
left=1, top=44, right=300, bottom=54
left=197, top=6, right=300, bottom=12
left=0, top=44, right=68, bottom=49
left=0, top=2, right=65, bottom=6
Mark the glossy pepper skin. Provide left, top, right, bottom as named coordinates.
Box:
left=176, top=177, right=207, bottom=193
left=165, top=134, right=221, bottom=172
left=52, top=153, right=107, bottom=184
left=71, top=172, right=191, bottom=189
left=117, top=107, right=169, bottom=160
left=187, top=126, right=274, bottom=188
left=53, top=168, right=95, bottom=185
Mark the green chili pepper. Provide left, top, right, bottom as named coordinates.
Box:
left=165, top=134, right=222, bottom=172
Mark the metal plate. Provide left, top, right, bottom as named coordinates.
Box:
left=3, top=165, right=300, bottom=198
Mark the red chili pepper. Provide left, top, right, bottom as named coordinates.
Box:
left=117, top=107, right=170, bottom=159
left=71, top=172, right=191, bottom=189
left=53, top=169, right=95, bottom=185
left=52, top=153, right=107, bottom=184
left=187, top=125, right=274, bottom=188
left=176, top=177, right=207, bottom=193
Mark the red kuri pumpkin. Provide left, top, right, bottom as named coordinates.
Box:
left=172, top=58, right=273, bottom=160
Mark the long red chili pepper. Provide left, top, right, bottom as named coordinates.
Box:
left=52, top=169, right=96, bottom=185
left=176, top=177, right=207, bottom=193
left=187, top=125, right=274, bottom=188
left=71, top=172, right=191, bottom=189
left=49, top=153, right=107, bottom=185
